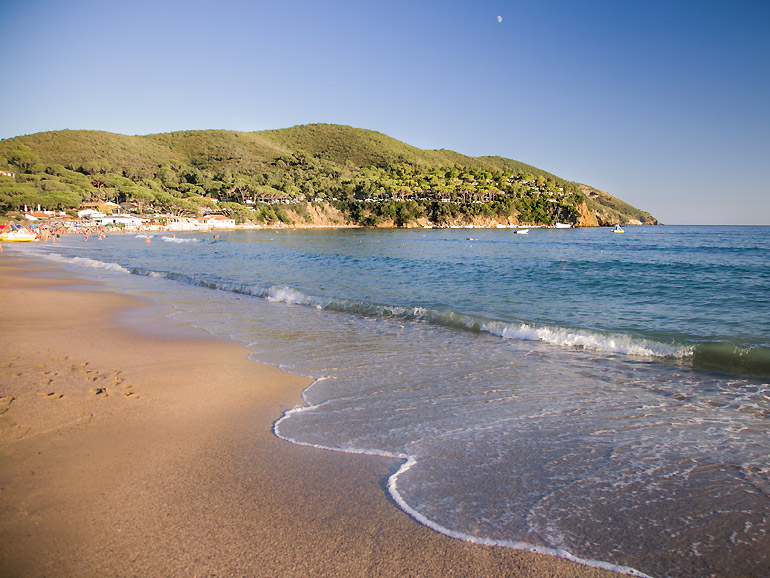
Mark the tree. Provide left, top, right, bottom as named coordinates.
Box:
left=6, top=149, right=40, bottom=173
left=153, top=192, right=197, bottom=215
left=0, top=182, right=38, bottom=211
left=218, top=202, right=254, bottom=224
left=189, top=197, right=218, bottom=213
left=118, top=184, right=155, bottom=204
left=156, top=162, right=181, bottom=186
left=46, top=191, right=82, bottom=210
left=78, top=160, right=112, bottom=175
left=179, top=166, right=205, bottom=185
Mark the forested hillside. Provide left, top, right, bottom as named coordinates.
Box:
left=0, top=124, right=658, bottom=227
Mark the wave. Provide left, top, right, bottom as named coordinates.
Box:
left=261, top=284, right=696, bottom=360
left=273, top=384, right=652, bottom=578
left=161, top=236, right=199, bottom=244
left=50, top=256, right=769, bottom=377
left=265, top=286, right=327, bottom=308
left=42, top=253, right=131, bottom=275
left=250, top=284, right=770, bottom=377
left=691, top=342, right=770, bottom=378
left=385, top=457, right=652, bottom=577
left=494, top=323, right=691, bottom=358
left=133, top=270, right=700, bottom=361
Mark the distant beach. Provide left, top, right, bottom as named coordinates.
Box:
left=0, top=254, right=623, bottom=577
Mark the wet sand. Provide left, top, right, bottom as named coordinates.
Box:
left=0, top=254, right=624, bottom=577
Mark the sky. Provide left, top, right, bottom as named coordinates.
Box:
left=1, top=0, right=768, bottom=224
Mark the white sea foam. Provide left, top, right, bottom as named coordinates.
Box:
left=196, top=273, right=691, bottom=363
left=273, top=391, right=651, bottom=578
left=161, top=236, right=199, bottom=243
left=265, top=286, right=326, bottom=309
left=43, top=253, right=131, bottom=274
left=490, top=322, right=691, bottom=359
left=385, top=458, right=653, bottom=578
left=286, top=293, right=691, bottom=361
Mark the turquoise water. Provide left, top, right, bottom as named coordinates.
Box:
left=15, top=225, right=770, bottom=577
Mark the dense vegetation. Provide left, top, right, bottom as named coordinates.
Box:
left=0, top=124, right=658, bottom=227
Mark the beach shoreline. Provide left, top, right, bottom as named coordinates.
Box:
left=0, top=253, right=623, bottom=577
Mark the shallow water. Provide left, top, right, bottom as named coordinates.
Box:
left=16, top=225, right=770, bottom=577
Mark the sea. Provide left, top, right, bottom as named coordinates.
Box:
left=11, top=225, right=770, bottom=578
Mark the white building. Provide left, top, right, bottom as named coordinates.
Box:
left=197, top=215, right=236, bottom=229
left=91, top=214, right=145, bottom=229
left=77, top=209, right=106, bottom=219
left=165, top=216, right=199, bottom=231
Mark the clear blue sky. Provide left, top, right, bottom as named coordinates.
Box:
left=2, top=0, right=768, bottom=224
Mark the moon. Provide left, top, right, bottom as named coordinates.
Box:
left=497, top=15, right=502, bottom=23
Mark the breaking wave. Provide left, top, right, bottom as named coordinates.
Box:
left=44, top=254, right=770, bottom=377
left=42, top=253, right=131, bottom=275
left=132, top=269, right=706, bottom=364
left=160, top=236, right=200, bottom=243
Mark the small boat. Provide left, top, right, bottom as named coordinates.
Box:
left=515, top=228, right=529, bottom=235
left=612, top=224, right=624, bottom=234
left=553, top=222, right=572, bottom=229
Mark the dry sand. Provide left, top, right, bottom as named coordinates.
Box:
left=0, top=254, right=624, bottom=577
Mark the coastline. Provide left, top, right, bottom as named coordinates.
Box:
left=0, top=253, right=624, bottom=577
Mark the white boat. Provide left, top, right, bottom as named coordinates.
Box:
left=612, top=224, right=624, bottom=234
left=515, top=228, right=529, bottom=235
left=553, top=222, right=572, bottom=229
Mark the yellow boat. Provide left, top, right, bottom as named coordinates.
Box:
left=0, top=228, right=39, bottom=242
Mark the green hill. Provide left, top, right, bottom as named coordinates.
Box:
left=0, top=124, right=658, bottom=227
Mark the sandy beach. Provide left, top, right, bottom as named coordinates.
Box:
left=0, top=254, right=623, bottom=577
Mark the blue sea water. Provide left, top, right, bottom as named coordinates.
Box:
left=13, top=225, right=770, bottom=577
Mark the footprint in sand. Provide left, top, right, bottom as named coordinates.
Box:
left=11, top=424, right=31, bottom=439
left=0, top=396, right=15, bottom=414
